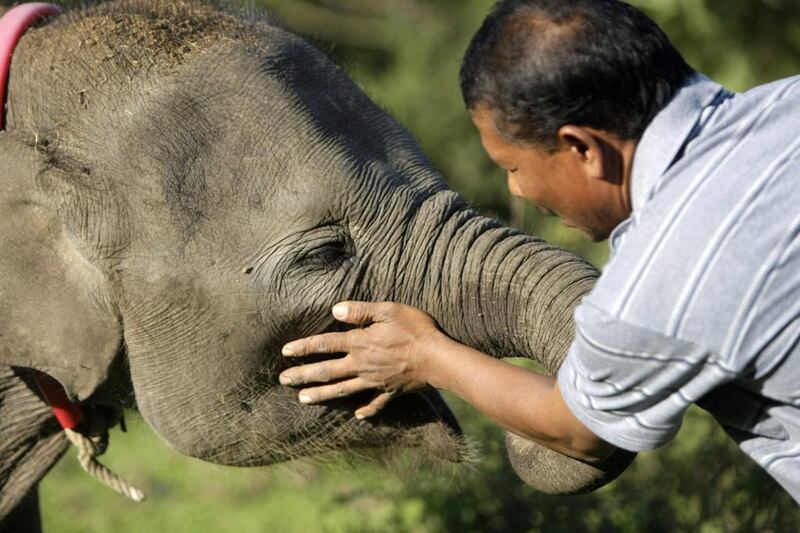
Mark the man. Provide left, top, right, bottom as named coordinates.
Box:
left=277, top=0, right=800, bottom=501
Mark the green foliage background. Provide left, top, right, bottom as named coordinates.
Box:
left=41, top=1, right=800, bottom=531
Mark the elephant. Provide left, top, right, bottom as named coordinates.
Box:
left=0, top=0, right=636, bottom=529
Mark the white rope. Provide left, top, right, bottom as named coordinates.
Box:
left=63, top=427, right=146, bottom=503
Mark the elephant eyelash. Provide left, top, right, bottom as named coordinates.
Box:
left=292, top=223, right=357, bottom=270
left=297, top=242, right=352, bottom=267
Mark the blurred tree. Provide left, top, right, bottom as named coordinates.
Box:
left=634, top=0, right=800, bottom=91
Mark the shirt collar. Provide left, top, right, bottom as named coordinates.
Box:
left=629, top=74, right=725, bottom=211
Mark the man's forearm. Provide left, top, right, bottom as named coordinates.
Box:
left=423, top=335, right=616, bottom=464
left=278, top=301, right=616, bottom=463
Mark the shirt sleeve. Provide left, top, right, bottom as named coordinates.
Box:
left=557, top=300, right=737, bottom=452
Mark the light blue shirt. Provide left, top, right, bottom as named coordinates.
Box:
left=557, top=74, right=800, bottom=502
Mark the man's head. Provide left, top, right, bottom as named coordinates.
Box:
left=461, top=0, right=694, bottom=240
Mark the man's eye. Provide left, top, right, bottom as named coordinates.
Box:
left=508, top=168, right=519, bottom=174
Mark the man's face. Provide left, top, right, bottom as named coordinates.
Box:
left=471, top=107, right=620, bottom=242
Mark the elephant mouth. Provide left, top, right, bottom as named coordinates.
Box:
left=293, top=386, right=465, bottom=459
left=198, top=383, right=467, bottom=467
left=266, top=334, right=465, bottom=462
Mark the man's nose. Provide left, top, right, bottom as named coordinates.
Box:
left=507, top=174, right=523, bottom=197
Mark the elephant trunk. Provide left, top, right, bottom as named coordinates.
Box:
left=397, top=190, right=636, bottom=494
left=400, top=190, right=596, bottom=369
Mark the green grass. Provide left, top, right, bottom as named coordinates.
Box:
left=40, top=413, right=436, bottom=533
left=40, top=397, right=800, bottom=533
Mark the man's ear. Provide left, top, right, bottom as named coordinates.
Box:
left=557, top=125, right=607, bottom=181
left=0, top=132, right=122, bottom=401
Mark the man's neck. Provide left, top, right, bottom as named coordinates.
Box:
left=619, top=139, right=638, bottom=218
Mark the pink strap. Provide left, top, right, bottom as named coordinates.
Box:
left=0, top=3, right=63, bottom=130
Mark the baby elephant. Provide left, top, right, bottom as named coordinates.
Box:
left=0, top=1, right=633, bottom=530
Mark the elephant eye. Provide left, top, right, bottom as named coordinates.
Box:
left=295, top=226, right=355, bottom=269
left=299, top=242, right=351, bottom=267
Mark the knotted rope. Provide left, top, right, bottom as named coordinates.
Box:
left=31, top=371, right=146, bottom=502
left=63, top=425, right=146, bottom=502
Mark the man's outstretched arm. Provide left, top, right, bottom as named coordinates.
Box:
left=279, top=301, right=616, bottom=465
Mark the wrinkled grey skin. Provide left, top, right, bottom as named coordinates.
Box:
left=0, top=1, right=635, bottom=529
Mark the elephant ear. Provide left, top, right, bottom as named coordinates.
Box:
left=0, top=132, right=121, bottom=401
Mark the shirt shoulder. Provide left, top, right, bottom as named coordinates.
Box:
left=595, top=75, right=800, bottom=359
left=558, top=300, right=800, bottom=502
left=557, top=300, right=733, bottom=451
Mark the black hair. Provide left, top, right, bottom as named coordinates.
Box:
left=460, top=0, right=695, bottom=149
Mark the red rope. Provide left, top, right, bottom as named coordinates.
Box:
left=32, top=371, right=83, bottom=429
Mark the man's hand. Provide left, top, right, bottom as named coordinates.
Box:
left=279, top=301, right=445, bottom=419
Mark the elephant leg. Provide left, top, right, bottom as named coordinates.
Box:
left=0, top=486, right=41, bottom=533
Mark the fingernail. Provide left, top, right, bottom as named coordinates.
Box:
left=279, top=373, right=292, bottom=386
left=332, top=303, right=348, bottom=320
left=282, top=344, right=296, bottom=356
left=299, top=394, right=313, bottom=404
left=355, top=412, right=365, bottom=420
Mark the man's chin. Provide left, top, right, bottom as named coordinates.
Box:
left=586, top=230, right=609, bottom=242
left=568, top=222, right=609, bottom=242
left=562, top=215, right=612, bottom=242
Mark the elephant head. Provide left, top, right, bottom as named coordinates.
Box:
left=0, top=0, right=634, bottom=521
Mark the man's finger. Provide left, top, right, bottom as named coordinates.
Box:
left=282, top=331, right=351, bottom=357
left=279, top=358, right=355, bottom=386
left=297, top=378, right=371, bottom=404
left=331, top=301, right=397, bottom=325
left=355, top=391, right=395, bottom=419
